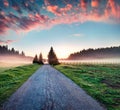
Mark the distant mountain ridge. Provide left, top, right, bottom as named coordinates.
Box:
left=68, top=46, right=120, bottom=60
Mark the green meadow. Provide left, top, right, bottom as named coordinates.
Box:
left=55, top=64, right=120, bottom=110
left=0, top=63, right=120, bottom=110
left=0, top=64, right=40, bottom=107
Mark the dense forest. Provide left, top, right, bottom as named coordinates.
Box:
left=0, top=45, right=25, bottom=57
left=68, top=46, right=120, bottom=60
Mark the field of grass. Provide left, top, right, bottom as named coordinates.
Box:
left=0, top=64, right=40, bottom=107
left=0, top=68, right=9, bottom=73
left=55, top=64, right=120, bottom=110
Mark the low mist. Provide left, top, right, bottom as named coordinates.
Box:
left=0, top=55, right=33, bottom=67
left=60, top=58, right=120, bottom=64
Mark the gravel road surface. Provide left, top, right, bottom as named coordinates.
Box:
left=3, top=65, right=105, bottom=110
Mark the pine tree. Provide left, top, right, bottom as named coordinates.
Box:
left=33, top=54, right=38, bottom=64
left=48, top=47, right=59, bottom=65
left=21, top=51, right=25, bottom=56
left=11, top=48, right=15, bottom=55
left=38, top=53, right=44, bottom=64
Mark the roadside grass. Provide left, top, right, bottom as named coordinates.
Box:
left=55, top=64, right=120, bottom=110
left=0, top=64, right=40, bottom=106
left=0, top=68, right=10, bottom=73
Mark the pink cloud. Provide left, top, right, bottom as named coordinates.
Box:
left=0, top=0, right=120, bottom=37
left=5, top=40, right=15, bottom=44
left=91, top=0, right=100, bottom=8
left=47, top=4, right=73, bottom=16
left=80, top=0, right=88, bottom=11
left=60, top=4, right=72, bottom=12
left=0, top=40, right=15, bottom=45
left=3, top=0, right=9, bottom=7
left=47, top=5, right=60, bottom=16
left=103, top=0, right=120, bottom=23
left=0, top=22, right=9, bottom=34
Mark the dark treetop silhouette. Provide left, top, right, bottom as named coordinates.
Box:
left=38, top=53, right=44, bottom=64
left=33, top=53, right=43, bottom=64
left=33, top=54, right=39, bottom=64
left=0, top=45, right=25, bottom=56
left=48, top=47, right=59, bottom=65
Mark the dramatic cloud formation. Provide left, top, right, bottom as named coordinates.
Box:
left=0, top=0, right=120, bottom=44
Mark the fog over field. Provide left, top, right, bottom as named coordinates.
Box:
left=0, top=56, right=32, bottom=67
left=60, top=58, right=120, bottom=64
left=1, top=56, right=120, bottom=68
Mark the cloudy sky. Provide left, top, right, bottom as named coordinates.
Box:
left=0, top=0, right=120, bottom=58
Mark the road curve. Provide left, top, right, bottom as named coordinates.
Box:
left=3, top=65, right=105, bottom=110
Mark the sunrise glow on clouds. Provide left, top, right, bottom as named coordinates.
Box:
left=0, top=0, right=120, bottom=43
left=0, top=0, right=120, bottom=58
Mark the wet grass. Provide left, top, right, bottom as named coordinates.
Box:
left=0, top=68, right=8, bottom=73
left=55, top=64, right=120, bottom=110
left=0, top=64, right=40, bottom=106
left=0, top=67, right=13, bottom=74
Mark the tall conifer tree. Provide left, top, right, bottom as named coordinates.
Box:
left=33, top=54, right=38, bottom=64
left=38, top=53, right=44, bottom=64
left=48, top=47, right=59, bottom=65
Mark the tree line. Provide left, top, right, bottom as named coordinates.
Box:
left=0, top=45, right=25, bottom=56
left=33, top=47, right=59, bottom=65
left=68, top=46, right=120, bottom=60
